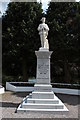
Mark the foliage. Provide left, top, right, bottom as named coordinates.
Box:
left=46, top=2, right=80, bottom=83
left=2, top=75, right=23, bottom=87
left=2, top=2, right=80, bottom=84
left=2, top=2, right=43, bottom=81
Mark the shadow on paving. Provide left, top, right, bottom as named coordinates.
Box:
left=0, top=102, right=19, bottom=108
left=55, top=93, right=79, bottom=106
left=12, top=92, right=30, bottom=98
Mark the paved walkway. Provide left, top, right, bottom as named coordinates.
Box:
left=0, top=91, right=80, bottom=119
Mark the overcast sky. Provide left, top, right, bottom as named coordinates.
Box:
left=0, top=0, right=80, bottom=17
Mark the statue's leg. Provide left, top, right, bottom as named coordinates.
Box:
left=44, top=39, right=49, bottom=49
left=40, top=35, right=44, bottom=47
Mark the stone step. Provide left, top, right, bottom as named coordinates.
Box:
left=17, top=94, right=69, bottom=112
left=17, top=108, right=69, bottom=112
left=22, top=103, right=64, bottom=109
left=32, top=91, right=54, bottom=99
left=27, top=98, right=59, bottom=104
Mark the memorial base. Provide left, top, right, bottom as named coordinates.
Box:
left=17, top=48, right=69, bottom=112
left=17, top=92, right=68, bottom=112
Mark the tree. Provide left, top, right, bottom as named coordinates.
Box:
left=46, top=2, right=80, bottom=83
left=2, top=2, right=43, bottom=81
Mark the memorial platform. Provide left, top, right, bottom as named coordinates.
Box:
left=17, top=48, right=69, bottom=112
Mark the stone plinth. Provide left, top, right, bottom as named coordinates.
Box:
left=17, top=48, right=69, bottom=112
left=35, top=50, right=52, bottom=84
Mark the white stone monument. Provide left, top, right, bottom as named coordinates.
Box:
left=17, top=17, right=69, bottom=112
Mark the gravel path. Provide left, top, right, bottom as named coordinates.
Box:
left=0, top=91, right=79, bottom=119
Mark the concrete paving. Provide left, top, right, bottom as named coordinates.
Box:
left=0, top=91, right=79, bottom=119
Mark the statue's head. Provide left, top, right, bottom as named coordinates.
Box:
left=41, top=17, right=46, bottom=23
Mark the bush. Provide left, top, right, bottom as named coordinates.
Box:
left=2, top=75, right=23, bottom=87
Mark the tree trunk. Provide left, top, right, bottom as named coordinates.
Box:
left=22, top=58, right=28, bottom=82
left=63, top=60, right=71, bottom=83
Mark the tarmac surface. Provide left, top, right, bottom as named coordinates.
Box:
left=0, top=91, right=80, bottom=120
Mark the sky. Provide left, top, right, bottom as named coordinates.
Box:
left=0, top=0, right=80, bottom=17
left=37, top=0, right=51, bottom=12
left=0, top=0, right=51, bottom=17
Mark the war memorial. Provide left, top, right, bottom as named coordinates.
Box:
left=17, top=17, right=69, bottom=113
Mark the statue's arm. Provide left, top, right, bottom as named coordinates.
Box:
left=37, top=25, right=40, bottom=31
left=47, top=26, right=49, bottom=31
left=38, top=24, right=42, bottom=31
left=44, top=24, right=49, bottom=31
left=38, top=24, right=49, bottom=32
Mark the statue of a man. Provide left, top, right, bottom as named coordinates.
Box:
left=38, top=17, right=49, bottom=49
